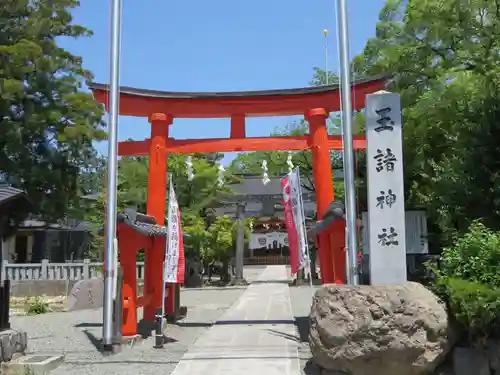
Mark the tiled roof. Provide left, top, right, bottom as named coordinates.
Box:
left=226, top=175, right=315, bottom=200
left=0, top=185, right=27, bottom=204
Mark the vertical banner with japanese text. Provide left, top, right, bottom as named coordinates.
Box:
left=281, top=175, right=301, bottom=275
left=366, top=91, right=407, bottom=284
left=288, top=169, right=308, bottom=270
left=164, top=181, right=186, bottom=284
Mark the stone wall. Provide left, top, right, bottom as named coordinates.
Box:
left=9, top=280, right=77, bottom=298
left=8, top=280, right=146, bottom=298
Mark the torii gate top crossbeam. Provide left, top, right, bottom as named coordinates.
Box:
left=88, top=76, right=385, bottom=118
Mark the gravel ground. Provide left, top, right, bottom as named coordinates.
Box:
left=9, top=266, right=266, bottom=375
left=8, top=266, right=319, bottom=375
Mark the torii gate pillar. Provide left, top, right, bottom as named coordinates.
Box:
left=143, top=113, right=172, bottom=321
left=307, top=108, right=338, bottom=284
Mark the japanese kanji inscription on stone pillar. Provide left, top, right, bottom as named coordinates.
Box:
left=365, top=91, right=407, bottom=284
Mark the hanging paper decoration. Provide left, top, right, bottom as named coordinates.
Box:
left=286, top=151, right=294, bottom=174
left=186, top=156, right=194, bottom=181
left=218, top=163, right=225, bottom=187
left=262, top=160, right=270, bottom=185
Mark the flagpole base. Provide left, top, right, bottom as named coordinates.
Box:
left=165, top=306, right=188, bottom=323
left=230, top=277, right=248, bottom=286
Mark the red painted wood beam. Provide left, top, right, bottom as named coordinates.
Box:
left=117, top=135, right=366, bottom=156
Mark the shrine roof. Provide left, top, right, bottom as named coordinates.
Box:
left=225, top=174, right=314, bottom=199
left=88, top=75, right=386, bottom=118
left=0, top=185, right=25, bottom=204
left=0, top=185, right=32, bottom=213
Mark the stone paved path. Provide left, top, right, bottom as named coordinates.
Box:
left=169, top=265, right=302, bottom=375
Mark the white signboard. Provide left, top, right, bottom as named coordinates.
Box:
left=366, top=91, right=407, bottom=284
left=288, top=169, right=308, bottom=268
left=249, top=232, right=289, bottom=249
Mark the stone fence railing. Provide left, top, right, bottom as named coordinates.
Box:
left=1, top=260, right=146, bottom=281
left=2, top=256, right=287, bottom=282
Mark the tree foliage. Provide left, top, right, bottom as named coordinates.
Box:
left=0, top=0, right=106, bottom=220
left=83, top=152, right=237, bottom=259
left=354, top=0, right=500, bottom=246
left=207, top=215, right=234, bottom=262
left=430, top=222, right=500, bottom=344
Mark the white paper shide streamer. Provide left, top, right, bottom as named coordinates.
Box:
left=186, top=156, right=194, bottom=181
left=218, top=163, right=225, bottom=187
left=287, top=151, right=294, bottom=174
left=262, top=160, right=270, bottom=185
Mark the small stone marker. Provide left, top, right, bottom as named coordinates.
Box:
left=0, top=329, right=27, bottom=362
left=65, top=277, right=104, bottom=311
left=3, top=354, right=64, bottom=375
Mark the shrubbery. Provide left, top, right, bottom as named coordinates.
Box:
left=429, top=221, right=500, bottom=345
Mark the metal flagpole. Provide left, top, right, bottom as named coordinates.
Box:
left=323, top=29, right=329, bottom=85
left=156, top=173, right=172, bottom=349
left=336, top=0, right=359, bottom=285
left=103, top=0, right=123, bottom=347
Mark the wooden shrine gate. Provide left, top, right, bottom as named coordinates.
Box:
left=89, top=76, right=385, bottom=331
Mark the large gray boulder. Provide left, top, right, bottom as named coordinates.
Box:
left=309, top=282, right=454, bottom=375
left=65, top=277, right=103, bottom=311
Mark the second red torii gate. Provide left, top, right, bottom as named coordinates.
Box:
left=89, top=76, right=384, bottom=320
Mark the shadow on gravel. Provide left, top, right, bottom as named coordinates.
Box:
left=265, top=316, right=309, bottom=343
left=303, top=359, right=323, bottom=375
left=75, top=322, right=102, bottom=328
left=174, top=322, right=212, bottom=328
left=266, top=329, right=299, bottom=342
left=82, top=329, right=105, bottom=354
left=295, top=316, right=310, bottom=342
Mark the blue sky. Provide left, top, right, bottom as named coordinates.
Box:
left=60, top=0, right=386, bottom=165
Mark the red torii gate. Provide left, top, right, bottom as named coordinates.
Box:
left=89, top=76, right=384, bottom=321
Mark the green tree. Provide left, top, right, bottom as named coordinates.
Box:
left=0, top=0, right=106, bottom=220
left=207, top=215, right=234, bottom=282
left=429, top=222, right=500, bottom=344
left=354, top=0, right=500, bottom=246
left=83, top=153, right=229, bottom=259
left=181, top=212, right=209, bottom=260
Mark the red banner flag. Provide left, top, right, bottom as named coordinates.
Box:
left=282, top=176, right=300, bottom=275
